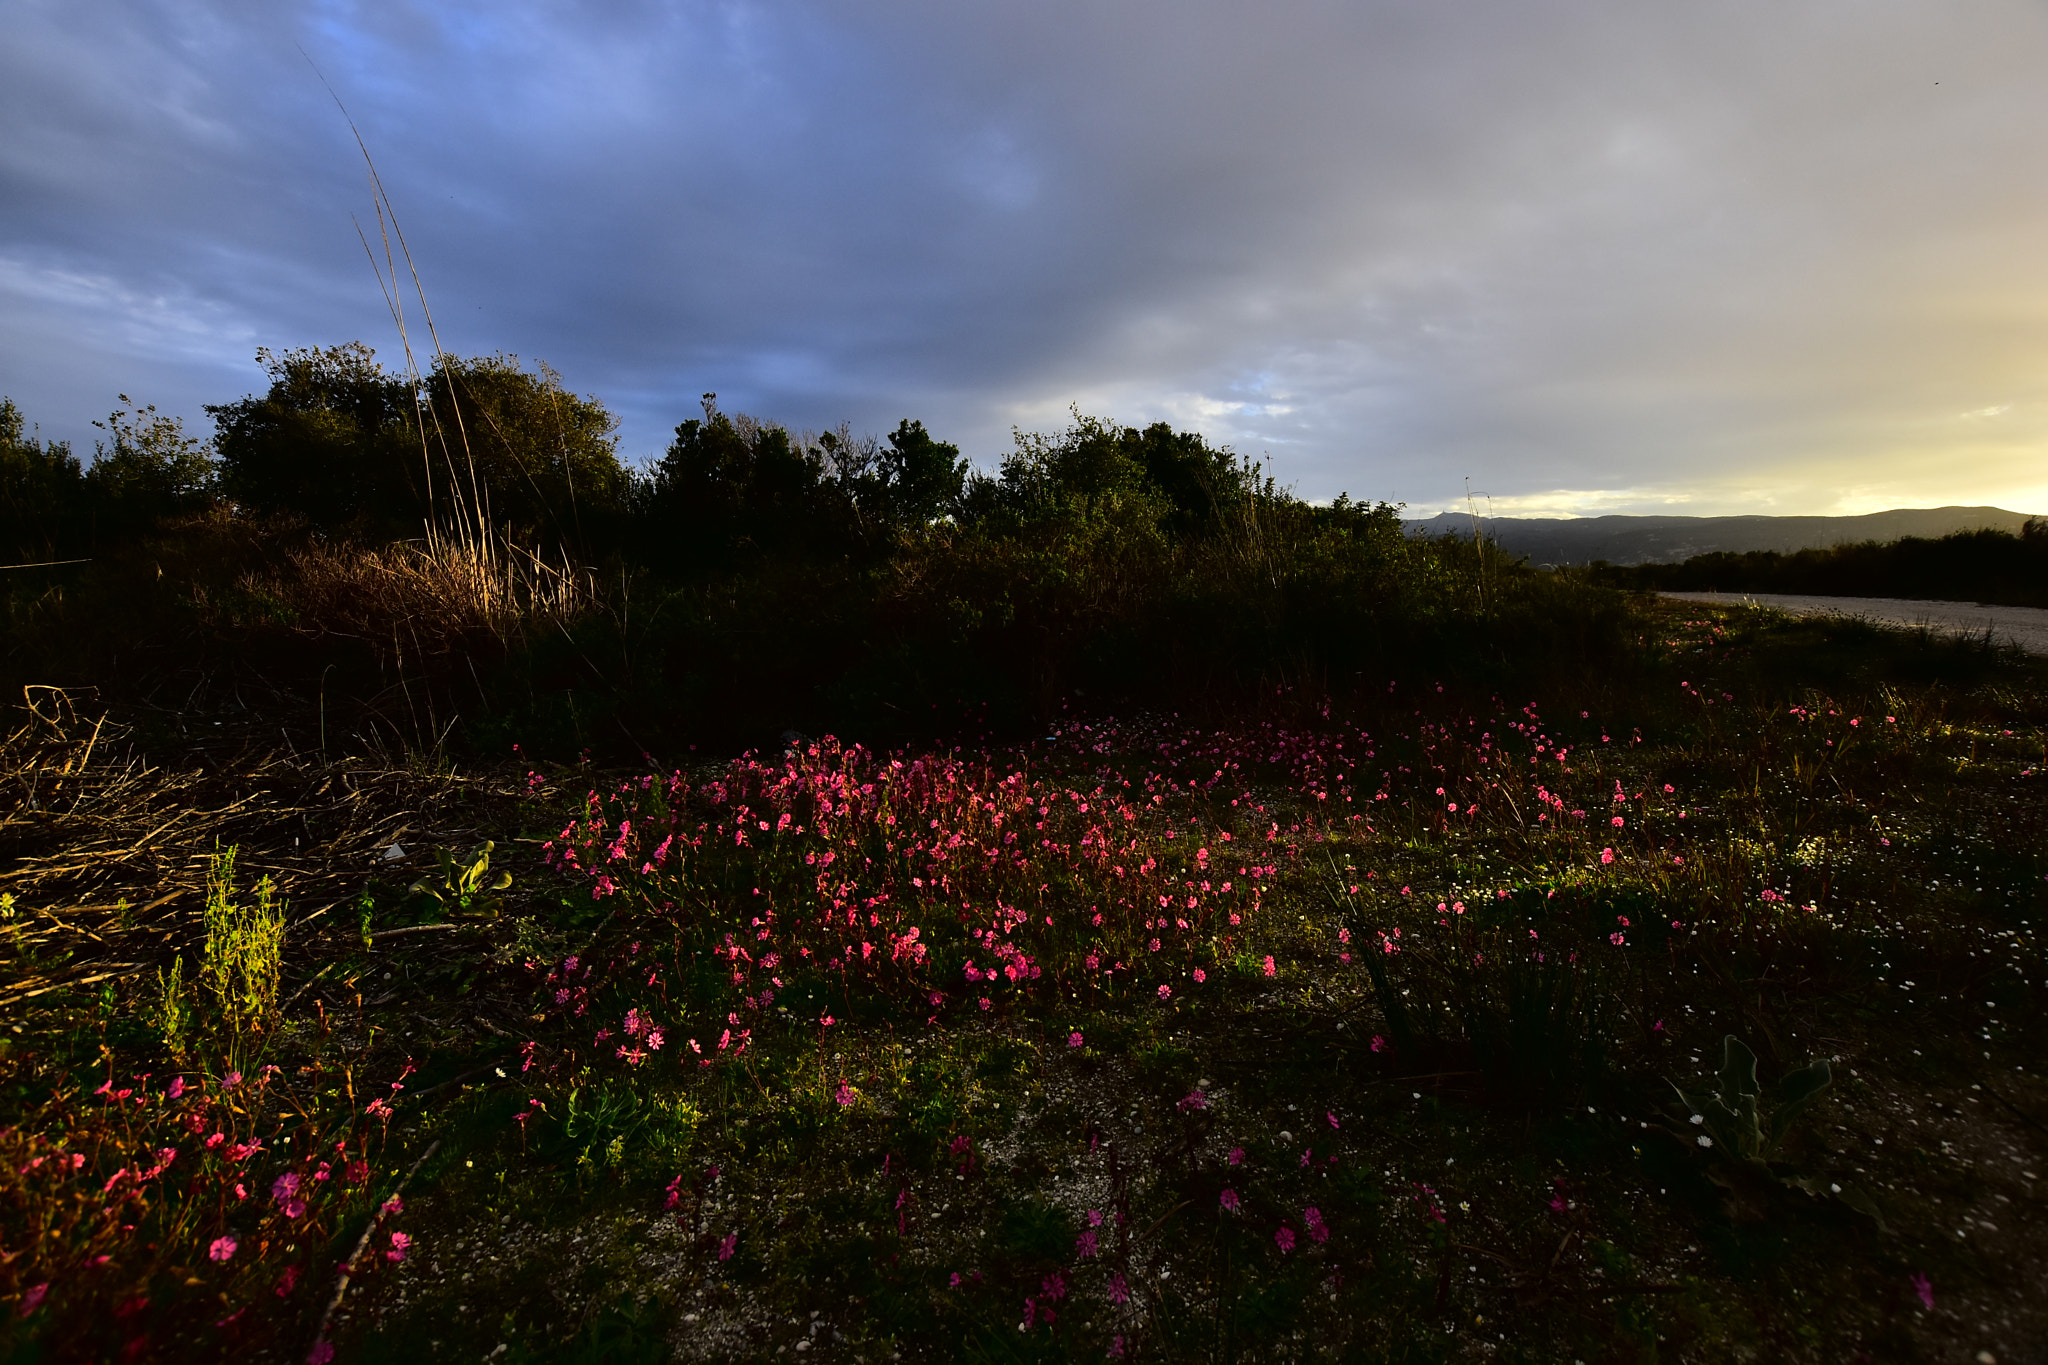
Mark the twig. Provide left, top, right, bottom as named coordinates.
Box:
left=314, top=1138, right=441, bottom=1349
left=0, top=965, right=147, bottom=1009
left=365, top=922, right=461, bottom=942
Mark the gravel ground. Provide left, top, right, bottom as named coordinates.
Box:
left=1662, top=591, right=2048, bottom=656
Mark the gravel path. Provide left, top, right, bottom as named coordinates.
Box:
left=1661, top=591, right=2048, bottom=655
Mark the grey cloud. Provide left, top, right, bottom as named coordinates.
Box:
left=4, top=0, right=2048, bottom=513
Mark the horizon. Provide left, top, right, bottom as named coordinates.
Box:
left=7, top=2, right=2048, bottom=519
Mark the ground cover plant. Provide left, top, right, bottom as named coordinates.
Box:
left=0, top=595, right=2044, bottom=1363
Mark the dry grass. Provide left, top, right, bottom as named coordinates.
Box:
left=254, top=531, right=603, bottom=653
left=0, top=690, right=526, bottom=1016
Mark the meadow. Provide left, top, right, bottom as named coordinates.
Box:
left=1, top=361, right=2044, bottom=1362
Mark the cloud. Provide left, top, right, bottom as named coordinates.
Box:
left=3, top=0, right=2047, bottom=513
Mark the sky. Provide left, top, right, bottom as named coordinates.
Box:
left=5, top=0, right=2048, bottom=517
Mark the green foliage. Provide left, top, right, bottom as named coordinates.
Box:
left=407, top=841, right=514, bottom=919
left=208, top=343, right=423, bottom=538
left=632, top=396, right=966, bottom=570
left=1670, top=1035, right=1831, bottom=1166
left=0, top=398, right=84, bottom=561
left=1597, top=523, right=2048, bottom=608
left=197, top=844, right=285, bottom=1030
left=209, top=344, right=627, bottom=549
left=148, top=955, right=192, bottom=1057
left=86, top=395, right=216, bottom=529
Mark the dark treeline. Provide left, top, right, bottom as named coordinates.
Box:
left=3, top=344, right=1630, bottom=757
left=1591, top=525, right=2048, bottom=609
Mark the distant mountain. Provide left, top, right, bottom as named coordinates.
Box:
left=1401, top=506, right=2037, bottom=567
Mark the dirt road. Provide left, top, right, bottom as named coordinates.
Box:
left=1661, top=590, right=2048, bottom=655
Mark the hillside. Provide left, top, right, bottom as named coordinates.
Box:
left=1404, top=505, right=2034, bottom=565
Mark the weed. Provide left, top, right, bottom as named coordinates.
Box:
left=198, top=844, right=286, bottom=1031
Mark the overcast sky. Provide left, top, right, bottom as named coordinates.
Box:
left=5, top=0, right=2048, bottom=516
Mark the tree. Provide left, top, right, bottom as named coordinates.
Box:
left=209, top=344, right=421, bottom=538
left=86, top=396, right=216, bottom=536
left=211, top=345, right=628, bottom=551
left=0, top=398, right=84, bottom=560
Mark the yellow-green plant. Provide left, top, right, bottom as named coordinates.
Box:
left=199, top=845, right=286, bottom=1029
left=149, top=956, right=192, bottom=1056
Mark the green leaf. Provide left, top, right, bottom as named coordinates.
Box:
left=1768, top=1059, right=1832, bottom=1150
left=1718, top=1034, right=1759, bottom=1100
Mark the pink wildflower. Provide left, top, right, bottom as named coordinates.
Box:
left=1263, top=956, right=1276, bottom=978
left=1219, top=1189, right=1240, bottom=1212
left=17, top=1284, right=48, bottom=1318
left=717, top=1232, right=738, bottom=1261
left=1275, top=1225, right=1296, bottom=1253
left=1157, top=984, right=1171, bottom=999
left=1069, top=1031, right=1083, bottom=1047
left=1912, top=1273, right=1933, bottom=1309
left=1108, top=1274, right=1129, bottom=1305
left=307, top=1342, right=335, bottom=1365
left=1228, top=1146, right=1245, bottom=1166
left=1192, top=968, right=1206, bottom=983
left=209, top=1235, right=238, bottom=1263
left=385, top=1231, right=410, bottom=1263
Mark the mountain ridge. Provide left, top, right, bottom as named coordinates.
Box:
left=1401, top=505, right=2037, bottom=566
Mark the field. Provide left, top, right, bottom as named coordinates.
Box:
left=2, top=594, right=2043, bottom=1364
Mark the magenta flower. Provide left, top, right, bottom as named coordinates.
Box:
left=1157, top=984, right=1171, bottom=999
left=1219, top=1189, right=1241, bottom=1213
left=1371, top=1034, right=1387, bottom=1053
left=1274, top=1225, right=1296, bottom=1253
left=1108, top=1274, right=1129, bottom=1305
left=381, top=1195, right=404, bottom=1215
left=384, top=1231, right=410, bottom=1263
left=271, top=1172, right=301, bottom=1203
left=307, top=1341, right=335, bottom=1365
left=835, top=1082, right=855, bottom=1108
left=1068, top=1032, right=1083, bottom=1048
left=1228, top=1146, right=1245, bottom=1166
left=1304, top=1207, right=1328, bottom=1243
left=1076, top=1229, right=1099, bottom=1258
left=1912, top=1272, right=1933, bottom=1309
left=17, top=1284, right=48, bottom=1318
left=166, top=1077, right=185, bottom=1100
left=1192, top=968, right=1206, bottom=983
left=209, top=1235, right=238, bottom=1263
left=717, top=1231, right=738, bottom=1261
left=1263, top=956, right=1277, bottom=978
